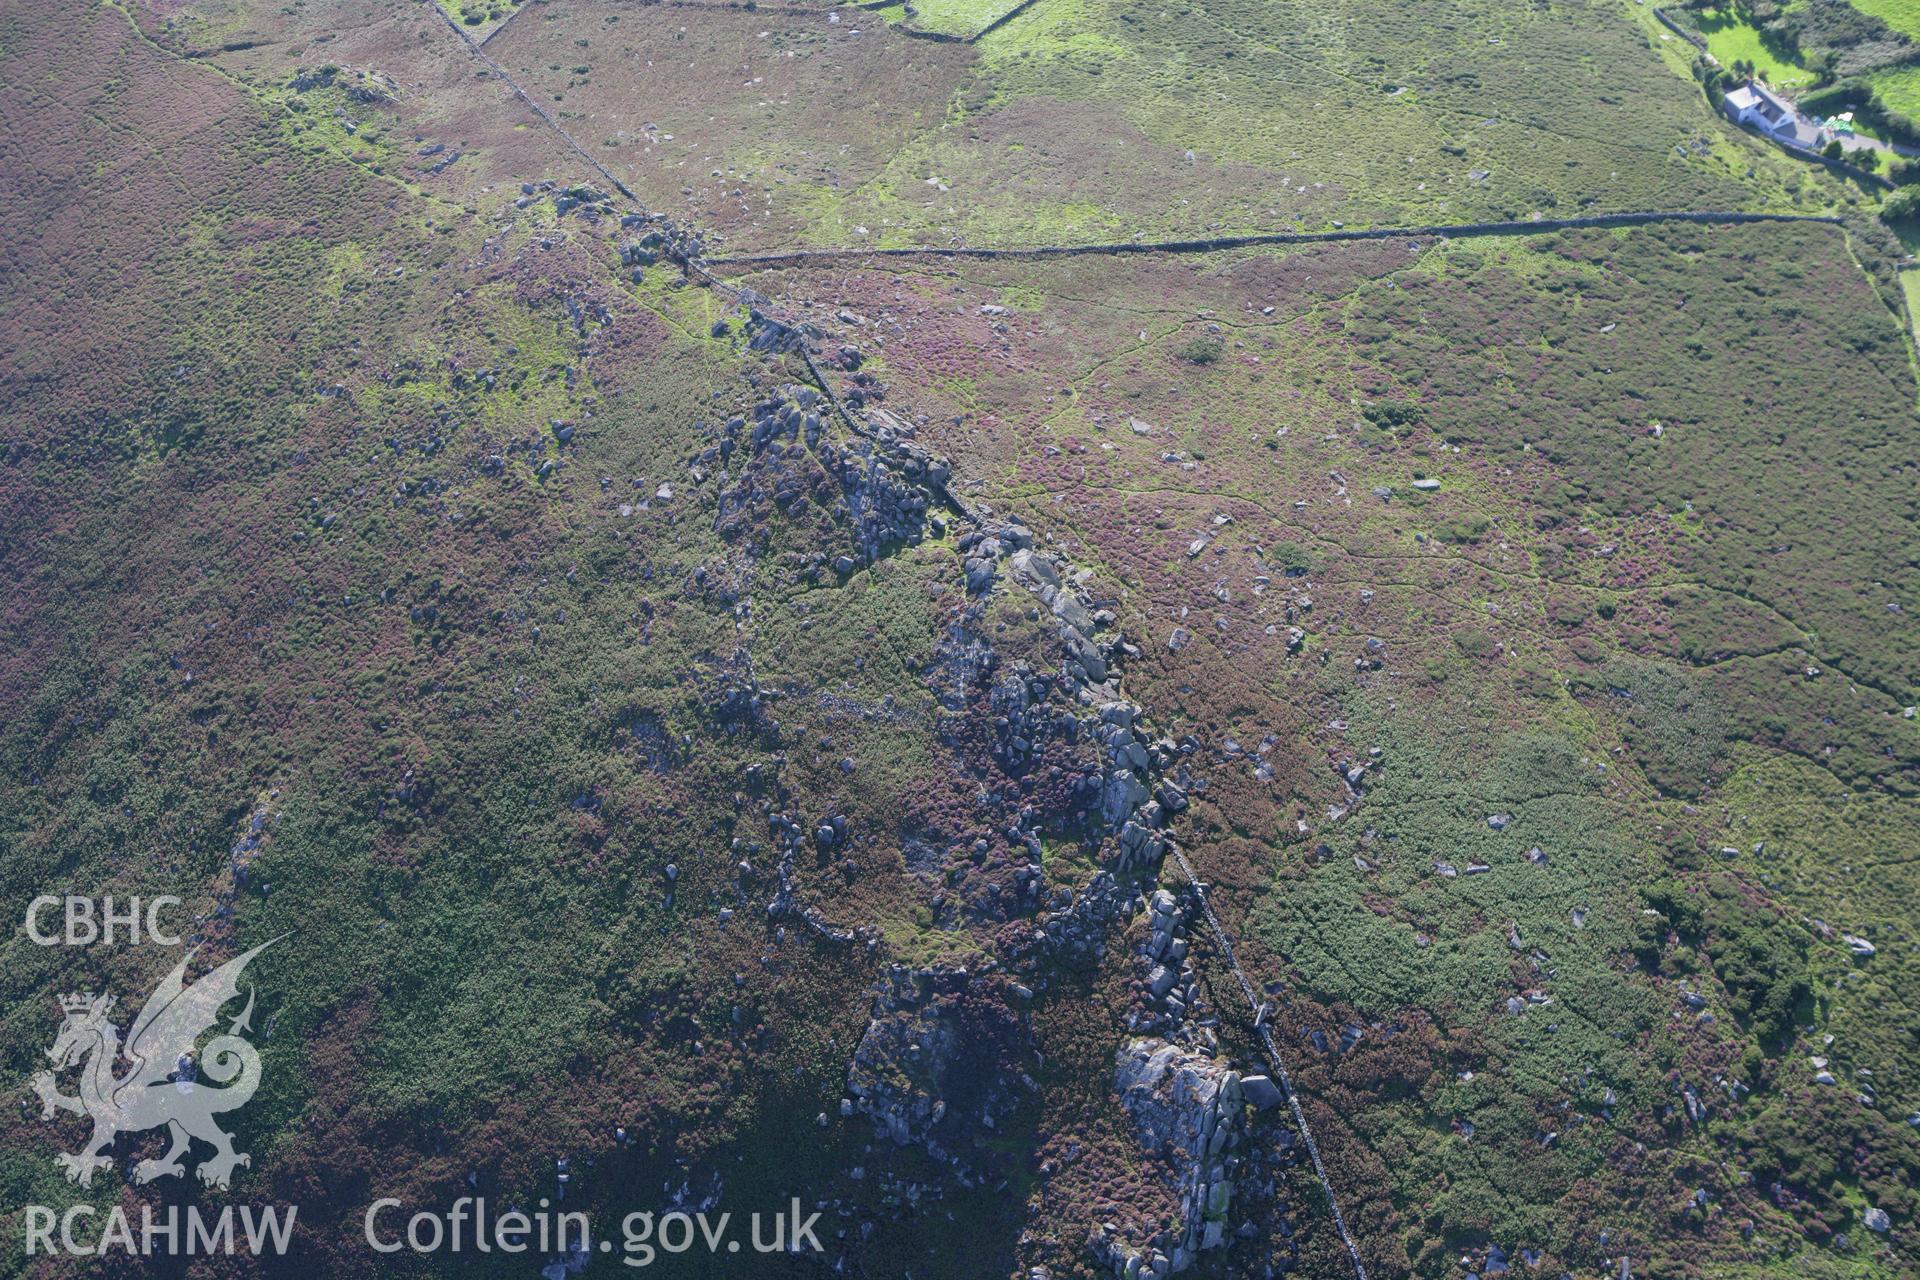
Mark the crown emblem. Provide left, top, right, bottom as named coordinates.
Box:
left=59, top=992, right=107, bottom=1015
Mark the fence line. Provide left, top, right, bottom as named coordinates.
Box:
left=422, top=0, right=639, bottom=200
left=1167, top=845, right=1370, bottom=1280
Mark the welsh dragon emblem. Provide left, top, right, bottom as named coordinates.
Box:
left=30, top=941, right=275, bottom=1190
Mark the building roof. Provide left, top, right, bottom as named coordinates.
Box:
left=1727, top=80, right=1792, bottom=124
left=1751, top=81, right=1794, bottom=120
left=1726, top=81, right=1828, bottom=149
left=1777, top=116, right=1828, bottom=149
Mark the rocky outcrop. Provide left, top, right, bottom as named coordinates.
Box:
left=958, top=523, right=1024, bottom=595
left=711, top=383, right=951, bottom=574
left=1103, top=1039, right=1250, bottom=1276
left=1026, top=870, right=1140, bottom=974
left=846, top=966, right=1034, bottom=1181
left=760, top=808, right=871, bottom=947
left=288, top=63, right=399, bottom=103
left=1130, top=889, right=1214, bottom=1051
left=1092, top=701, right=1188, bottom=875
left=833, top=433, right=942, bottom=563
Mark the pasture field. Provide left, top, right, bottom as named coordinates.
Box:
left=1696, top=7, right=1816, bottom=87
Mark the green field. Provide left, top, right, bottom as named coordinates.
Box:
left=894, top=0, right=1028, bottom=37
left=1696, top=7, right=1815, bottom=87
left=1870, top=62, right=1920, bottom=117
left=1850, top=0, right=1920, bottom=40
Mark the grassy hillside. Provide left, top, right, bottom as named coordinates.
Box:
left=0, top=0, right=1915, bottom=1277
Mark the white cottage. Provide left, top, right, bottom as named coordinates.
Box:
left=1724, top=80, right=1830, bottom=151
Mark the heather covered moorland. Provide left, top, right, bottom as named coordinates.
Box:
left=1, top=0, right=1917, bottom=1279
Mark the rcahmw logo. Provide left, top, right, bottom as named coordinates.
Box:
left=19, top=924, right=295, bottom=1258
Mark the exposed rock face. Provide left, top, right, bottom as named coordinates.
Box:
left=834, top=433, right=940, bottom=562
left=959, top=524, right=1028, bottom=595
left=1130, top=889, right=1215, bottom=1052
left=1093, top=701, right=1186, bottom=875
left=1106, top=1038, right=1248, bottom=1275
left=682, top=269, right=1253, bottom=1277
left=1026, top=870, right=1140, bottom=974
left=744, top=307, right=808, bottom=354
left=846, top=966, right=1034, bottom=1179
left=920, top=573, right=1181, bottom=902
left=710, top=382, right=951, bottom=578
